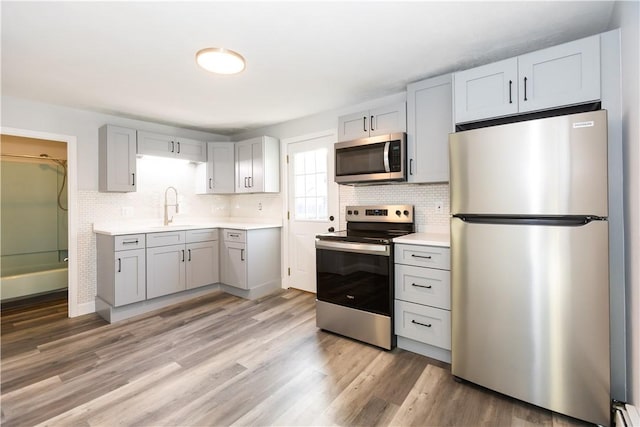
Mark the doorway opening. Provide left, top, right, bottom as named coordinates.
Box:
left=1, top=128, right=78, bottom=317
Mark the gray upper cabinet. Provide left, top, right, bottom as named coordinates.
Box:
left=98, top=125, right=137, bottom=192
left=454, top=58, right=518, bottom=124
left=517, top=35, right=600, bottom=113
left=137, top=131, right=206, bottom=162
left=196, top=142, right=235, bottom=194
left=406, top=74, right=453, bottom=183
left=235, top=136, right=280, bottom=193
left=338, top=102, right=407, bottom=141
left=454, top=34, right=600, bottom=124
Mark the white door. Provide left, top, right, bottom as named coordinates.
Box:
left=284, top=131, right=339, bottom=293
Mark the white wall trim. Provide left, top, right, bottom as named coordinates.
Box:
left=1, top=126, right=81, bottom=317
left=76, top=301, right=96, bottom=317
left=280, top=129, right=337, bottom=290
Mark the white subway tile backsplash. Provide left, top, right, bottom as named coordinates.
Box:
left=339, top=183, right=450, bottom=232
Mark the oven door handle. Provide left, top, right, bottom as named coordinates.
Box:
left=315, top=239, right=390, bottom=256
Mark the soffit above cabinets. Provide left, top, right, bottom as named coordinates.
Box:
left=0, top=1, right=615, bottom=136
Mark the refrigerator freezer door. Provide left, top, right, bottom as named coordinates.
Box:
left=451, top=217, right=610, bottom=425
left=450, top=110, right=608, bottom=217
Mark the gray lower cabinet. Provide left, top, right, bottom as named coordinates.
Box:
left=185, top=229, right=220, bottom=289
left=96, top=234, right=146, bottom=307
left=221, top=228, right=280, bottom=290
left=394, top=243, right=451, bottom=362
left=146, top=229, right=220, bottom=298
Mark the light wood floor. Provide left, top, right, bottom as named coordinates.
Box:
left=1, top=289, right=589, bottom=426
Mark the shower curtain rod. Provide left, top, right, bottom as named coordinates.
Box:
left=1, top=153, right=67, bottom=162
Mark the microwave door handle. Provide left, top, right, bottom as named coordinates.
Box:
left=383, top=141, right=391, bottom=172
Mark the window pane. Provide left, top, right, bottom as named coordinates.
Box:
left=316, top=173, right=327, bottom=197
left=295, top=175, right=305, bottom=197
left=295, top=197, right=306, bottom=219
left=306, top=197, right=317, bottom=219
left=305, top=175, right=316, bottom=197
left=317, top=197, right=327, bottom=219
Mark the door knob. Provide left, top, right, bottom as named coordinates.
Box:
left=328, top=227, right=335, bottom=232
left=329, top=216, right=334, bottom=221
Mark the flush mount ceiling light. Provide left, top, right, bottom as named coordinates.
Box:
left=196, top=48, right=245, bottom=75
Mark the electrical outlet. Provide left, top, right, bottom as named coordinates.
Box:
left=435, top=201, right=443, bottom=213
left=258, top=202, right=263, bottom=211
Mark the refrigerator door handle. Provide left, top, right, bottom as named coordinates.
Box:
left=452, top=214, right=604, bottom=226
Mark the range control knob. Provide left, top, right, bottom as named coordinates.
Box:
left=347, top=210, right=352, bottom=215
left=403, top=210, right=410, bottom=216
left=354, top=210, right=359, bottom=215
left=395, top=210, right=401, bottom=216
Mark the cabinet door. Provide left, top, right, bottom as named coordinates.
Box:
left=518, top=35, right=600, bottom=113
left=338, top=110, right=369, bottom=141
left=175, top=137, right=206, bottom=162
left=249, top=139, right=264, bottom=192
left=114, top=248, right=146, bottom=306
left=407, top=75, right=452, bottom=183
left=222, top=241, right=247, bottom=289
left=235, top=141, right=253, bottom=193
left=137, top=131, right=174, bottom=157
left=99, top=125, right=137, bottom=192
left=146, top=244, right=186, bottom=298
left=209, top=142, right=235, bottom=193
left=370, top=102, right=407, bottom=136
left=454, top=58, right=518, bottom=124
left=186, top=241, right=219, bottom=289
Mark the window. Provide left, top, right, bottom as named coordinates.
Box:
left=294, top=148, right=328, bottom=220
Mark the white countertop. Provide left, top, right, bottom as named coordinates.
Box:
left=93, top=220, right=282, bottom=236
left=393, top=232, right=450, bottom=247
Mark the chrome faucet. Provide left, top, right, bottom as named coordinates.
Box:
left=164, top=186, right=179, bottom=226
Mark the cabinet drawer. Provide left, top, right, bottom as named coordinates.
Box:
left=224, top=229, right=246, bottom=243
left=395, top=264, right=450, bottom=309
left=395, top=244, right=450, bottom=269
left=114, top=234, right=145, bottom=251
left=395, top=300, right=451, bottom=350
left=186, top=228, right=218, bottom=243
left=146, top=230, right=186, bottom=247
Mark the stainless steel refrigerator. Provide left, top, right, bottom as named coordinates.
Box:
left=449, top=110, right=610, bottom=426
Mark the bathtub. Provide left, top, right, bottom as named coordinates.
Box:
left=1, top=266, right=68, bottom=301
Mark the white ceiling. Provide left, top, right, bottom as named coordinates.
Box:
left=1, top=1, right=615, bottom=136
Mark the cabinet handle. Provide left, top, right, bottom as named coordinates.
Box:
left=409, top=159, right=413, bottom=175
left=244, top=177, right=248, bottom=188
left=209, top=178, right=213, bottom=189
left=131, top=173, right=135, bottom=186
left=363, top=116, right=367, bottom=132
left=411, top=283, right=432, bottom=289
left=229, top=233, right=240, bottom=237
left=411, top=319, right=432, bottom=328
left=523, top=77, right=528, bottom=101
left=370, top=115, right=374, bottom=131
left=122, top=239, right=139, bottom=245
left=171, top=141, right=175, bottom=153
left=411, top=254, right=432, bottom=259
left=249, top=176, right=253, bottom=187
left=117, top=258, right=122, bottom=273
left=182, top=249, right=185, bottom=262
left=177, top=141, right=181, bottom=153
left=241, top=249, right=245, bottom=261
left=188, top=249, right=191, bottom=262
left=509, top=80, right=513, bottom=104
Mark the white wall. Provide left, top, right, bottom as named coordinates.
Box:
left=609, top=0, right=640, bottom=406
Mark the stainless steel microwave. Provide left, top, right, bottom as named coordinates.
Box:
left=334, top=132, right=406, bottom=185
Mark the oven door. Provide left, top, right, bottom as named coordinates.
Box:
left=315, top=239, right=392, bottom=316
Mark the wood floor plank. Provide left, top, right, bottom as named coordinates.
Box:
left=1, top=288, right=589, bottom=427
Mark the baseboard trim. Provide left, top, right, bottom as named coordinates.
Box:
left=76, top=300, right=96, bottom=316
